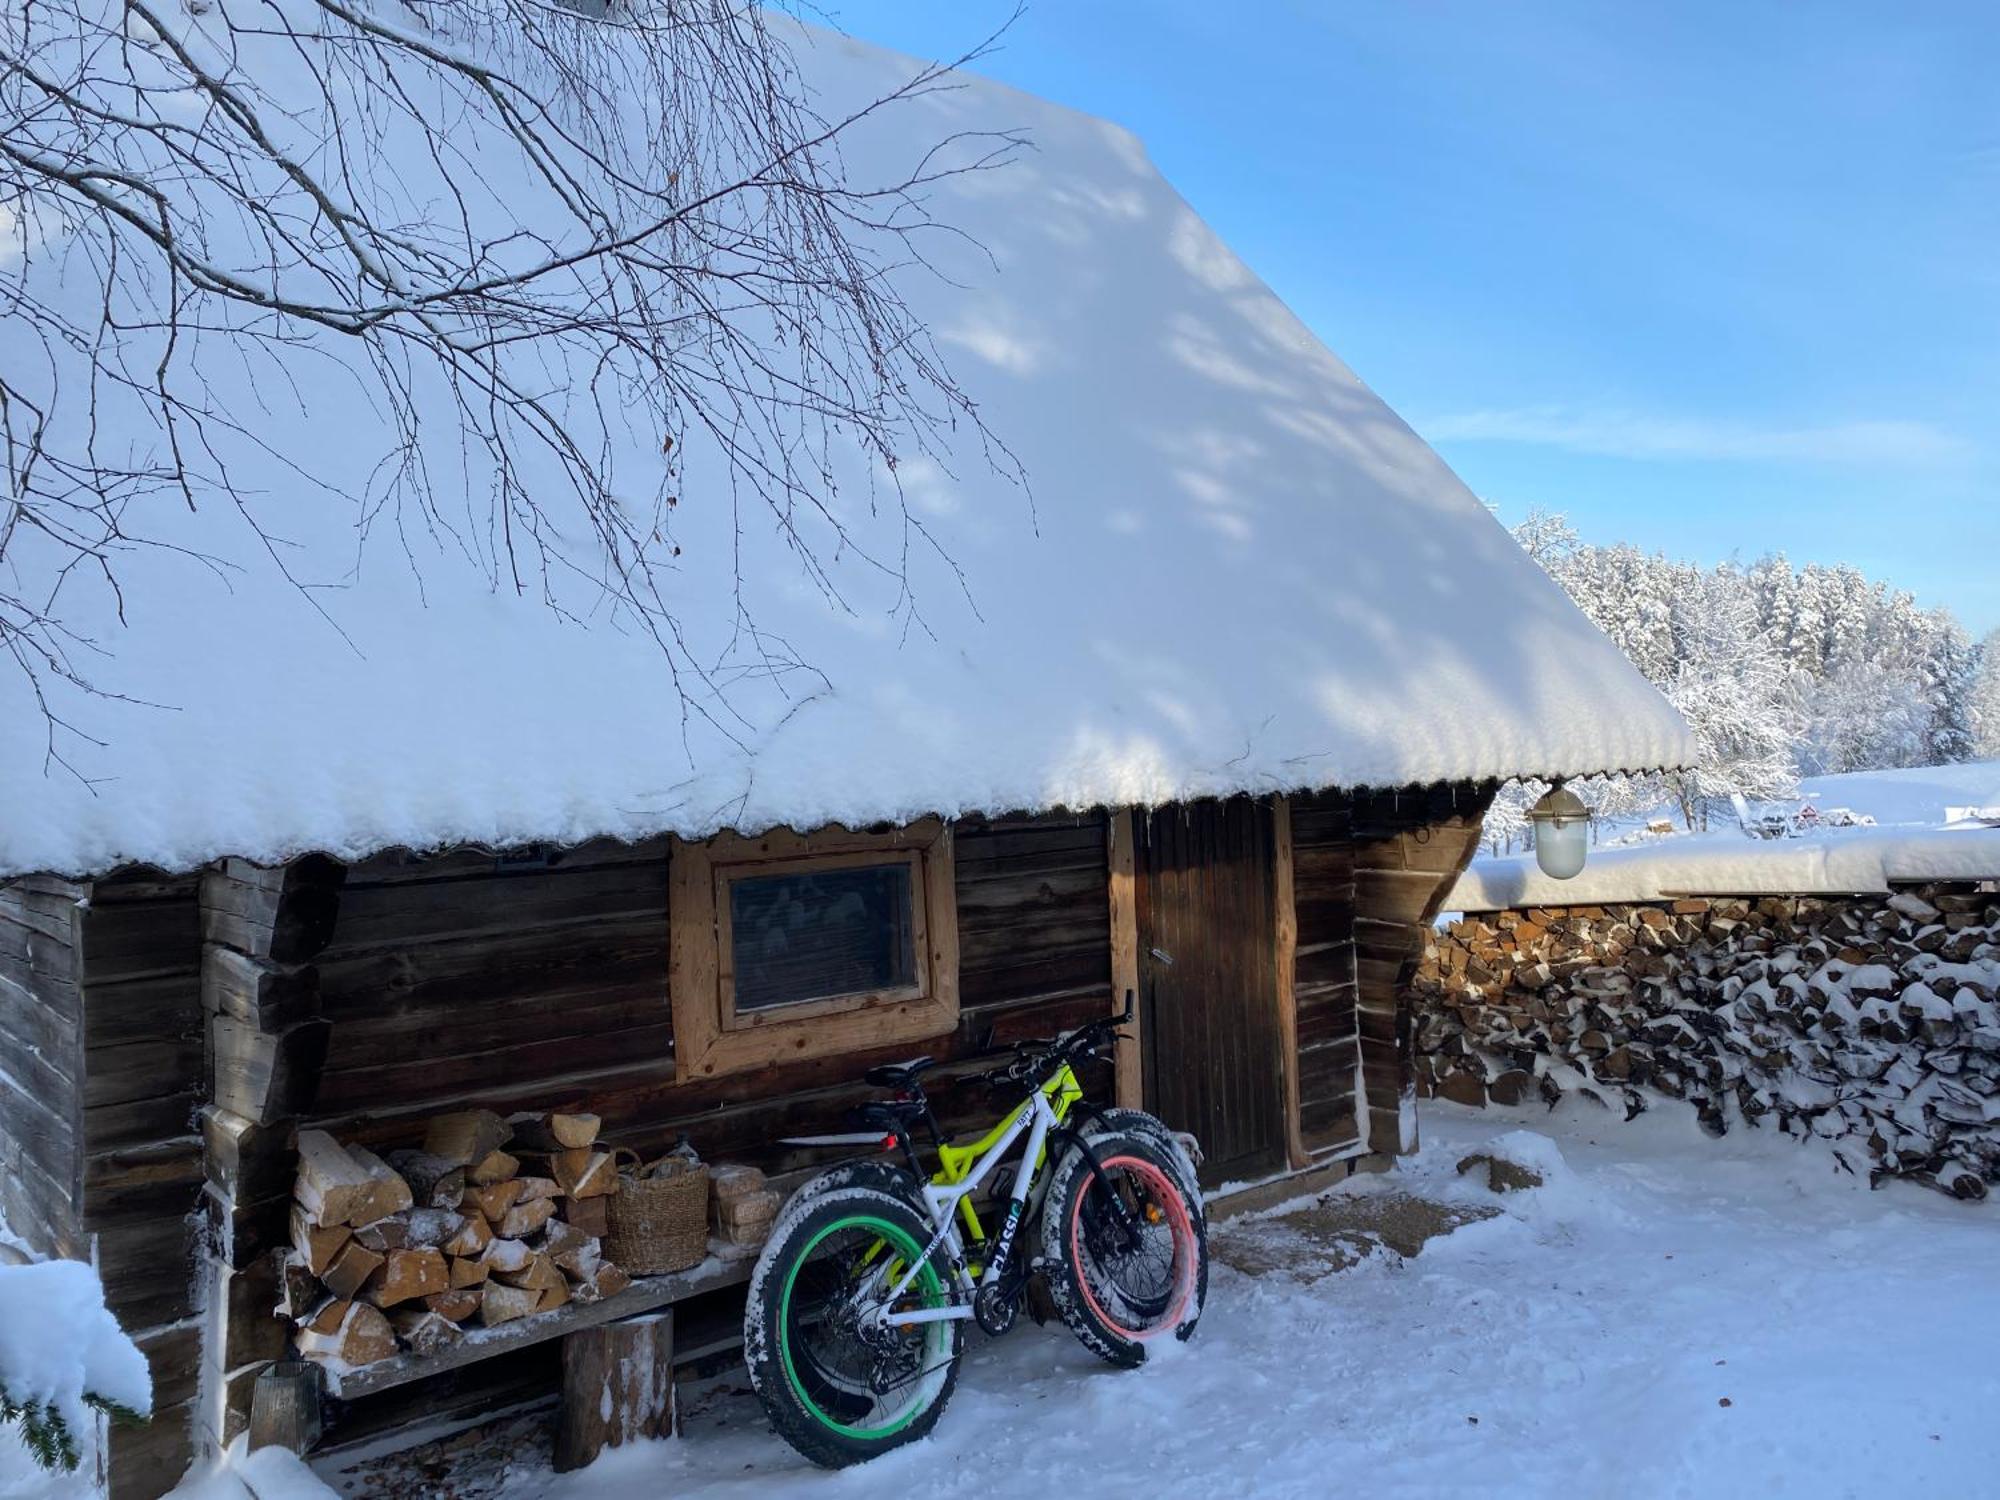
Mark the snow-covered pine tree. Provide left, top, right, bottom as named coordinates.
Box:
left=1973, top=630, right=2000, bottom=760
left=1494, top=511, right=1974, bottom=845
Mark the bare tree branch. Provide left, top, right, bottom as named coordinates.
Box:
left=1, top=0, right=1026, bottom=777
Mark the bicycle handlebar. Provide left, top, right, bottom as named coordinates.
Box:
left=969, top=988, right=1136, bottom=1091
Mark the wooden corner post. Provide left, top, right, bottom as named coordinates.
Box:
left=1108, top=810, right=1142, bottom=1109
left=1272, top=795, right=1308, bottom=1169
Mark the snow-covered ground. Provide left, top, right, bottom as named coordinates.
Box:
left=1454, top=760, right=2000, bottom=910
left=301, top=1103, right=2000, bottom=1500
left=1793, top=760, right=2000, bottom=829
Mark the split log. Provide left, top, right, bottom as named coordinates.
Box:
left=296, top=1301, right=396, bottom=1366
left=425, top=1289, right=482, bottom=1322
left=462, top=1179, right=525, bottom=1223
left=561, top=1195, right=610, bottom=1239
left=482, top=1238, right=533, bottom=1275
left=304, top=1298, right=351, bottom=1335
left=403, top=1208, right=464, bottom=1249
left=509, top=1112, right=601, bottom=1152
left=515, top=1176, right=562, bottom=1204
left=492, top=1252, right=565, bottom=1294
left=289, top=1204, right=350, bottom=1277
left=345, top=1145, right=414, bottom=1224
left=553, top=1312, right=672, bottom=1472
left=294, top=1130, right=373, bottom=1227
left=424, top=1110, right=512, bottom=1168
left=362, top=1248, right=449, bottom=1309
left=352, top=1219, right=409, bottom=1254
left=552, top=1151, right=618, bottom=1201
left=468, top=1149, right=521, bottom=1186
left=389, top=1309, right=464, bottom=1356
left=498, top=1198, right=558, bottom=1239
left=384, top=1151, right=467, bottom=1211
left=536, top=1280, right=571, bottom=1314
left=448, top=1256, right=490, bottom=1290
left=442, top=1213, right=492, bottom=1259
left=479, top=1282, right=542, bottom=1327
left=320, top=1240, right=385, bottom=1301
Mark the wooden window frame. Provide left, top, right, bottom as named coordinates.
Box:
left=668, top=819, right=959, bottom=1082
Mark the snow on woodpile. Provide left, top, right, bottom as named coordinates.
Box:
left=1414, top=885, right=2000, bottom=1196
left=0, top=10, right=1689, bottom=879
left=1452, top=826, right=2000, bottom=911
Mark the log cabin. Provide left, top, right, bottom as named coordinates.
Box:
left=0, top=24, right=1692, bottom=1497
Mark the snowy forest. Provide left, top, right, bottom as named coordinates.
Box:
left=1487, top=511, right=2000, bottom=850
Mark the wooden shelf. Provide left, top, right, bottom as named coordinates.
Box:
left=318, top=1252, right=756, bottom=1401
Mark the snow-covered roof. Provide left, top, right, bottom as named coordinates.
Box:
left=1449, top=827, right=2000, bottom=911
left=0, top=21, right=1691, bottom=879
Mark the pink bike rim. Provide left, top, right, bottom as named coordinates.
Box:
left=1068, top=1154, right=1198, bottom=1340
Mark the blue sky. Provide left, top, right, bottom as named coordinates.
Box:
left=824, top=1, right=1999, bottom=635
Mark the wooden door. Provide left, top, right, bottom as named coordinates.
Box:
left=1136, top=798, right=1288, bottom=1187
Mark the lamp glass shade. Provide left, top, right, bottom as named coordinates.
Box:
left=1528, top=784, right=1590, bottom=880
left=1533, top=816, right=1588, bottom=880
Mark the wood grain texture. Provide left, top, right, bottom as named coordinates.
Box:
left=1107, top=810, right=1141, bottom=1109
left=1271, top=797, right=1308, bottom=1169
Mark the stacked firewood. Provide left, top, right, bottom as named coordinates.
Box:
left=1412, top=882, right=2000, bottom=1199
left=282, top=1109, right=631, bottom=1368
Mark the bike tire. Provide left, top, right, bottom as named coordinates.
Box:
left=1040, top=1126, right=1207, bottom=1368
left=745, top=1184, right=963, bottom=1467
left=1079, top=1106, right=1202, bottom=1204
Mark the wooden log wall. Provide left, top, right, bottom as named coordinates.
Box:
left=72, top=871, right=207, bottom=1500
left=193, top=856, right=347, bottom=1467
left=1287, top=796, right=1363, bottom=1157
left=278, top=811, right=1111, bottom=1447
left=1347, top=784, right=1493, bottom=1155
left=0, top=877, right=87, bottom=1260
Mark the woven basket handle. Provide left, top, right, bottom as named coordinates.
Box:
left=611, top=1146, right=647, bottom=1176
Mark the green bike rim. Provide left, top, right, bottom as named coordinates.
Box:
left=777, top=1213, right=950, bottom=1440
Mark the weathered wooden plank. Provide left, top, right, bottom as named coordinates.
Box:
left=211, top=1015, right=331, bottom=1125
left=85, top=1036, right=206, bottom=1110
left=77, top=896, right=200, bottom=985
left=86, top=1089, right=203, bottom=1152
left=1272, top=796, right=1307, bottom=1169
left=200, top=1107, right=299, bottom=1207
left=328, top=863, right=666, bottom=952
left=83, top=1138, right=204, bottom=1227
left=1106, top=811, right=1141, bottom=1109
left=202, top=857, right=345, bottom=964
left=203, top=946, right=322, bottom=1032
left=322, top=1255, right=752, bottom=1400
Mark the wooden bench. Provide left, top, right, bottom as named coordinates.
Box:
left=253, top=1252, right=757, bottom=1469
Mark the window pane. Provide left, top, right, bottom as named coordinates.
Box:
left=728, top=863, right=916, bottom=1012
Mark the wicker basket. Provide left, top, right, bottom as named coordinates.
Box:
left=604, top=1150, right=709, bottom=1275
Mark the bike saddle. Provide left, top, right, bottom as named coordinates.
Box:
left=853, top=1097, right=929, bottom=1132
left=863, top=1055, right=937, bottom=1090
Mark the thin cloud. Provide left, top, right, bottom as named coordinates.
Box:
left=1421, top=407, right=1975, bottom=469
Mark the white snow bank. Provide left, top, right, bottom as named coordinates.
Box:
left=1795, top=760, right=2000, bottom=828
left=397, top=1102, right=2000, bottom=1500
left=0, top=13, right=1689, bottom=879
left=171, top=1439, right=340, bottom=1500
left=1450, top=825, right=2000, bottom=911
